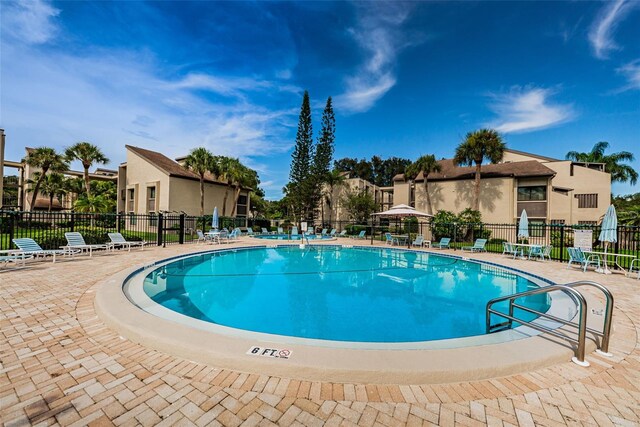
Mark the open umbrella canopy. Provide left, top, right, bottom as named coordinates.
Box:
left=212, top=206, right=219, bottom=230
left=518, top=210, right=529, bottom=238
left=599, top=205, right=618, bottom=243
left=371, top=204, right=433, bottom=218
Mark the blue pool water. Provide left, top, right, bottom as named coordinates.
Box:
left=252, top=234, right=334, bottom=240
left=142, top=246, right=550, bottom=342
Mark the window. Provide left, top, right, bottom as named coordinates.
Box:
left=578, top=220, right=596, bottom=225
left=147, top=187, right=156, bottom=213
left=236, top=194, right=248, bottom=217
left=551, top=219, right=565, bottom=225
left=127, top=189, right=135, bottom=212
left=517, top=186, right=547, bottom=201
left=576, top=193, right=598, bottom=209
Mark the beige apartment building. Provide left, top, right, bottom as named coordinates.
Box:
left=117, top=145, right=250, bottom=219
left=392, top=149, right=611, bottom=225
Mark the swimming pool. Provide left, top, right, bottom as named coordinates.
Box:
left=252, top=234, right=335, bottom=240
left=131, top=246, right=552, bottom=343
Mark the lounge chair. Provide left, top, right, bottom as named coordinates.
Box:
left=1, top=251, right=32, bottom=269
left=431, top=237, right=451, bottom=249
left=462, top=239, right=487, bottom=252
left=329, top=229, right=337, bottom=236
left=261, top=227, right=270, bottom=235
left=12, top=238, right=70, bottom=263
left=107, top=233, right=146, bottom=251
left=320, top=228, right=328, bottom=236
left=290, top=226, right=299, bottom=239
left=246, top=228, right=255, bottom=236
left=567, top=247, right=600, bottom=272
left=337, top=230, right=348, bottom=237
left=412, top=235, right=425, bottom=247
left=502, top=242, right=522, bottom=259
left=63, top=232, right=109, bottom=256
left=277, top=227, right=284, bottom=234
left=350, top=230, right=366, bottom=240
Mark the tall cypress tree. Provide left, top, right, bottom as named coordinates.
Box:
left=289, top=91, right=314, bottom=222
left=311, top=97, right=336, bottom=224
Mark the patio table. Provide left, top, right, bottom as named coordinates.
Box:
left=510, top=243, right=543, bottom=259
left=582, top=250, right=637, bottom=274
left=391, top=235, right=409, bottom=246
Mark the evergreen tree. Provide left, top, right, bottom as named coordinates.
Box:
left=311, top=97, right=336, bottom=222
left=288, top=91, right=314, bottom=222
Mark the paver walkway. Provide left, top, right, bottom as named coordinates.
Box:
left=1, top=241, right=639, bottom=426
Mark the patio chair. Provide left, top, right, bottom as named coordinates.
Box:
left=412, top=235, right=425, bottom=247
left=1, top=251, right=32, bottom=269
left=628, top=259, right=640, bottom=280
left=277, top=227, right=284, bottom=234
left=196, top=230, right=207, bottom=243
left=337, top=230, right=348, bottom=237
left=319, top=228, right=327, bottom=236
left=431, top=237, right=451, bottom=250
left=567, top=247, right=601, bottom=272
left=350, top=230, right=366, bottom=240
left=63, top=232, right=109, bottom=257
left=227, top=228, right=241, bottom=242
left=528, top=244, right=545, bottom=261
left=290, top=226, right=299, bottom=239
left=261, top=227, right=269, bottom=235
left=502, top=242, right=522, bottom=259
left=384, top=232, right=395, bottom=245
left=216, top=229, right=229, bottom=243
left=246, top=228, right=255, bottom=236
left=462, top=239, right=487, bottom=252
left=12, top=238, right=70, bottom=263
left=107, top=233, right=146, bottom=251
left=329, top=229, right=337, bottom=237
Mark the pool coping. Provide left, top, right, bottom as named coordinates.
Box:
left=95, top=244, right=602, bottom=384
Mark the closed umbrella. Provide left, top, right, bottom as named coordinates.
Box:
left=212, top=207, right=219, bottom=230
left=518, top=210, right=529, bottom=240
left=597, top=205, right=617, bottom=274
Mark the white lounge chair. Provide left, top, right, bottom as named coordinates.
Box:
left=350, top=230, right=366, bottom=239
left=12, top=238, right=70, bottom=263
left=412, top=235, right=425, bottom=247
left=1, top=250, right=32, bottom=269
left=462, top=239, right=487, bottom=252
left=63, top=232, right=109, bottom=256
left=431, top=238, right=451, bottom=249
left=108, top=233, right=146, bottom=251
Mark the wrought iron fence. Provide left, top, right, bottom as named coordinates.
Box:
left=0, top=211, right=249, bottom=250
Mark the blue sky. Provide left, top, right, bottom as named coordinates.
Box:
left=1, top=1, right=639, bottom=199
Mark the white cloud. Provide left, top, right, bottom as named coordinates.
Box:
left=588, top=0, right=636, bottom=60
left=616, top=60, right=640, bottom=91
left=1, top=0, right=60, bottom=44
left=172, top=73, right=301, bottom=99
left=487, top=87, right=576, bottom=134
left=334, top=3, right=413, bottom=113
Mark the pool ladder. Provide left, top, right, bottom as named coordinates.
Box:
left=486, top=281, right=614, bottom=367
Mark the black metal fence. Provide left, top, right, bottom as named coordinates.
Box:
left=0, top=211, right=250, bottom=250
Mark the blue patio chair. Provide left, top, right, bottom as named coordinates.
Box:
left=384, top=232, right=395, bottom=245
left=290, top=226, right=299, bottom=239
left=261, top=227, right=269, bottom=235
left=320, top=228, right=328, bottom=236
left=431, top=237, right=451, bottom=249
left=329, top=229, right=337, bottom=236
left=64, top=232, right=109, bottom=256
left=412, top=235, right=425, bottom=247
left=462, top=239, right=487, bottom=252
left=337, top=230, right=348, bottom=237
left=12, top=238, right=70, bottom=263
left=277, top=227, right=284, bottom=234
left=502, top=242, right=522, bottom=259
left=528, top=244, right=545, bottom=261
left=350, top=230, right=366, bottom=239
left=567, top=247, right=601, bottom=272
left=246, top=228, right=255, bottom=236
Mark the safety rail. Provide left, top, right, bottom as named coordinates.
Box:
left=486, top=281, right=614, bottom=367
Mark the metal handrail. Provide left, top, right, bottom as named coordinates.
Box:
left=486, top=281, right=613, bottom=366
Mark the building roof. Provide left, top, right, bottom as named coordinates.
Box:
left=503, top=148, right=559, bottom=162
left=126, top=145, right=224, bottom=184
left=401, top=159, right=555, bottom=182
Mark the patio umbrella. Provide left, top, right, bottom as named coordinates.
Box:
left=597, top=204, right=617, bottom=274
left=371, top=204, right=433, bottom=248
left=212, top=206, right=219, bottom=230
left=518, top=209, right=529, bottom=240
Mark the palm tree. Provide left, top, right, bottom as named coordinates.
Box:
left=453, top=129, right=506, bottom=211
left=324, top=169, right=346, bottom=227
left=406, top=154, right=442, bottom=215
left=74, top=194, right=112, bottom=213
left=65, top=142, right=109, bottom=197
left=65, top=176, right=86, bottom=206
left=39, top=173, right=67, bottom=211
left=231, top=166, right=258, bottom=217
left=218, top=157, right=244, bottom=216
left=566, top=141, right=637, bottom=185
left=23, top=147, right=69, bottom=211
left=183, top=147, right=216, bottom=216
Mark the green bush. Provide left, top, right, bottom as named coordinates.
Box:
left=432, top=210, right=457, bottom=240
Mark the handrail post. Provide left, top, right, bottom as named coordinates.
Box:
left=572, top=291, right=589, bottom=366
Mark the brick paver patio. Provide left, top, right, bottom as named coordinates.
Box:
left=1, top=241, right=639, bottom=426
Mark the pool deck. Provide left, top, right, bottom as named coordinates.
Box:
left=1, top=239, right=639, bottom=426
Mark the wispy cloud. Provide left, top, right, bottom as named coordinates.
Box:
left=588, top=0, right=636, bottom=60
left=616, top=60, right=640, bottom=91
left=1, top=0, right=60, bottom=44
left=486, top=87, right=576, bottom=134
left=172, top=74, right=301, bottom=99
left=335, top=3, right=413, bottom=113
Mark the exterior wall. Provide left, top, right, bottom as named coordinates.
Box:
left=544, top=161, right=610, bottom=224
left=413, top=177, right=515, bottom=223
left=168, top=178, right=249, bottom=218
left=501, top=151, right=547, bottom=163
left=393, top=181, right=411, bottom=206
left=319, top=177, right=388, bottom=224
left=119, top=150, right=170, bottom=214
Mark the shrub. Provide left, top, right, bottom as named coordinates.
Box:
left=432, top=210, right=457, bottom=240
